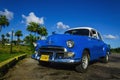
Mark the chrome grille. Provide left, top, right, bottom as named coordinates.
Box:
left=39, top=46, right=65, bottom=52
left=39, top=46, right=67, bottom=59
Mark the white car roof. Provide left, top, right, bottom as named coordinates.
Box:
left=67, top=27, right=96, bottom=31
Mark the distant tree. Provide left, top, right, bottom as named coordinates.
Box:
left=24, top=36, right=29, bottom=43
left=6, top=33, right=10, bottom=43
left=12, top=40, right=17, bottom=45
left=24, top=34, right=36, bottom=52
left=1, top=34, right=5, bottom=46
left=24, top=34, right=36, bottom=44
left=111, top=48, right=120, bottom=53
left=15, top=30, right=23, bottom=44
left=0, top=15, right=9, bottom=32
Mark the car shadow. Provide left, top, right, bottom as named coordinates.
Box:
left=37, top=54, right=120, bottom=72
left=38, top=62, right=75, bottom=71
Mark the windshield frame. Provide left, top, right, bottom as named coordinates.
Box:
left=64, top=29, right=90, bottom=37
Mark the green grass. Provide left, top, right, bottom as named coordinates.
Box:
left=0, top=45, right=33, bottom=63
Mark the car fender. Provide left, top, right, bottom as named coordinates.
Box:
left=102, top=44, right=110, bottom=56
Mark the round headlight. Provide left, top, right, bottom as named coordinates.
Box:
left=66, top=40, right=74, bottom=48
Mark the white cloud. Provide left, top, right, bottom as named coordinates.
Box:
left=22, top=12, right=44, bottom=25
left=103, top=34, right=118, bottom=39
left=57, top=22, right=70, bottom=29
left=0, top=9, right=14, bottom=20
left=8, top=32, right=11, bottom=35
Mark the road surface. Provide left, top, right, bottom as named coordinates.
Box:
left=1, top=53, right=120, bottom=80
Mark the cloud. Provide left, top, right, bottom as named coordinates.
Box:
left=22, top=12, right=44, bottom=25
left=8, top=32, right=11, bottom=35
left=103, top=34, right=119, bottom=39
left=56, top=22, right=70, bottom=29
left=0, top=9, right=14, bottom=20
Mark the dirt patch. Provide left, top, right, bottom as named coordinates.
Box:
left=1, top=53, right=120, bottom=80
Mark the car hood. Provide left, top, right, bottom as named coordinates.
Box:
left=45, top=34, right=90, bottom=47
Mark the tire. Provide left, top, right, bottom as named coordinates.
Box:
left=75, top=50, right=90, bottom=73
left=101, top=52, right=109, bottom=63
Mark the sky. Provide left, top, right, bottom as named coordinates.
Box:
left=0, top=0, right=120, bottom=48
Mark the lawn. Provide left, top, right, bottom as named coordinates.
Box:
left=0, top=45, right=32, bottom=63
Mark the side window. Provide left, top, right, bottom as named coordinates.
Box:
left=91, top=30, right=97, bottom=39
left=90, top=31, right=92, bottom=37
left=97, top=32, right=102, bottom=40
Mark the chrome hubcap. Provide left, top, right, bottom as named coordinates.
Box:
left=106, top=55, right=108, bottom=61
left=82, top=55, right=88, bottom=69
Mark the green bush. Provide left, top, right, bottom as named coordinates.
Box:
left=111, top=47, right=120, bottom=53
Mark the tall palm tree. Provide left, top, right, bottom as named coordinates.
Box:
left=40, top=27, right=48, bottom=37
left=1, top=34, right=5, bottom=46
left=26, top=22, right=48, bottom=40
left=15, top=30, right=23, bottom=44
left=0, top=15, right=9, bottom=31
left=27, top=22, right=39, bottom=35
left=6, top=33, right=10, bottom=43
left=37, top=26, right=48, bottom=39
left=24, top=34, right=36, bottom=44
left=24, top=34, right=36, bottom=52
left=1, top=34, right=5, bottom=39
left=24, top=36, right=30, bottom=43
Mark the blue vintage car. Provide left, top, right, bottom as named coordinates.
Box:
left=31, top=27, right=110, bottom=72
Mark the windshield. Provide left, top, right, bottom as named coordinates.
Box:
left=64, top=29, right=89, bottom=36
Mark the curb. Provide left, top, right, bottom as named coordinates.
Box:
left=0, top=54, right=27, bottom=77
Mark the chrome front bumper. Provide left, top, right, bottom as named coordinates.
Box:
left=32, top=53, right=81, bottom=64
left=32, top=46, right=81, bottom=64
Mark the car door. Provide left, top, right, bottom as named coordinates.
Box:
left=89, top=29, right=100, bottom=60
left=96, top=32, right=104, bottom=57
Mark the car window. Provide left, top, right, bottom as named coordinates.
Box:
left=91, top=30, right=97, bottom=39
left=97, top=32, right=103, bottom=40
left=65, top=29, right=89, bottom=36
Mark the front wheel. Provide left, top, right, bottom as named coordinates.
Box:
left=75, top=50, right=90, bottom=73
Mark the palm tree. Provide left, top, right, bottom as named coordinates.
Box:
left=1, top=34, right=5, bottom=46
left=15, top=30, right=23, bottom=44
left=27, top=22, right=39, bottom=36
left=24, top=34, right=36, bottom=52
left=24, top=34, right=36, bottom=44
left=6, top=33, right=10, bottom=43
left=24, top=36, right=30, bottom=43
left=40, top=27, right=48, bottom=37
left=0, top=15, right=9, bottom=31
left=37, top=26, right=48, bottom=39
left=26, top=22, right=48, bottom=40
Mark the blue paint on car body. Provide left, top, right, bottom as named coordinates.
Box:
left=32, top=27, right=110, bottom=64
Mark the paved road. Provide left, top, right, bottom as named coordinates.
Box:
left=1, top=54, right=120, bottom=80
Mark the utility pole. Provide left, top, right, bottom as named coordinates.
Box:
left=10, top=29, right=14, bottom=54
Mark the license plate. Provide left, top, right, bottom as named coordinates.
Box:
left=40, top=55, right=49, bottom=61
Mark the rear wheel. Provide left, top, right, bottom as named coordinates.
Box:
left=75, top=50, right=90, bottom=73
left=101, top=52, right=109, bottom=63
